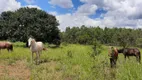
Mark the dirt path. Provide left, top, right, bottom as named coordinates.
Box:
left=0, top=60, right=30, bottom=80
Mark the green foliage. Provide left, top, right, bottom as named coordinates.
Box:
left=136, top=38, right=142, bottom=48
left=67, top=50, right=73, bottom=58
left=91, top=38, right=103, bottom=59
left=62, top=26, right=142, bottom=47
left=117, top=29, right=136, bottom=48
left=0, top=7, right=60, bottom=45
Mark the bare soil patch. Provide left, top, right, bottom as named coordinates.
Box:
left=0, top=60, right=30, bottom=80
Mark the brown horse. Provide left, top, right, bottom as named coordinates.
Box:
left=118, top=48, right=141, bottom=63
left=0, top=41, right=13, bottom=53
left=108, top=47, right=118, bottom=68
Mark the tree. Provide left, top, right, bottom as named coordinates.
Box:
left=136, top=38, right=142, bottom=48
left=62, top=26, right=142, bottom=47
left=117, top=29, right=135, bottom=48
left=0, top=7, right=60, bottom=45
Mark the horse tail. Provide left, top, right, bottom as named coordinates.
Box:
left=43, top=47, right=47, bottom=51
left=10, top=44, right=13, bottom=51
left=11, top=44, right=13, bottom=51
left=139, top=52, right=141, bottom=63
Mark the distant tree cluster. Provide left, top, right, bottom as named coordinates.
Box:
left=61, top=25, right=142, bottom=48
left=0, top=7, right=60, bottom=45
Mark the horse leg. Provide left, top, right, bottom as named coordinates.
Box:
left=113, top=57, right=117, bottom=68
left=112, top=58, right=116, bottom=67
left=136, top=55, right=141, bottom=63
left=110, top=58, right=115, bottom=68
left=127, top=56, right=130, bottom=60
left=114, top=57, right=118, bottom=65
left=110, top=58, right=113, bottom=68
left=136, top=56, right=138, bottom=62
left=36, top=52, right=40, bottom=65
left=7, top=48, right=10, bottom=52
left=36, top=52, right=38, bottom=65
left=31, top=52, right=34, bottom=63
left=137, top=53, right=141, bottom=63
left=139, top=55, right=141, bottom=63
left=124, top=55, right=127, bottom=61
left=38, top=51, right=41, bottom=64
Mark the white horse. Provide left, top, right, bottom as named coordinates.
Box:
left=28, top=37, right=46, bottom=64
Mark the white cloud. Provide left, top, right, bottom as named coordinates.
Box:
left=80, top=0, right=104, bottom=7
left=24, top=0, right=35, bottom=4
left=102, top=0, right=142, bottom=28
left=0, top=0, right=41, bottom=13
left=74, top=4, right=98, bottom=16
left=55, top=0, right=142, bottom=31
left=0, top=0, right=21, bottom=13
left=25, top=5, right=41, bottom=9
left=49, top=0, right=73, bottom=8
left=56, top=13, right=102, bottom=31
left=49, top=11, right=58, bottom=16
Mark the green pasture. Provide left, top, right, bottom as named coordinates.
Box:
left=0, top=42, right=142, bottom=80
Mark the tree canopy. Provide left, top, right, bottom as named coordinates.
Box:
left=61, top=26, right=142, bottom=48
left=0, top=7, right=60, bottom=45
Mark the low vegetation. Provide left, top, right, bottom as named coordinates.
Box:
left=0, top=42, right=142, bottom=80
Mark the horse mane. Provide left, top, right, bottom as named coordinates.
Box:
left=114, top=48, right=118, bottom=53
left=28, top=37, right=36, bottom=46
left=108, top=47, right=118, bottom=56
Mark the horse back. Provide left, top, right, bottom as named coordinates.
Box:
left=124, top=48, right=140, bottom=56
left=36, top=42, right=44, bottom=50
left=0, top=42, right=6, bottom=48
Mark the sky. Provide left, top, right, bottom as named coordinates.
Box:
left=0, top=0, right=142, bottom=31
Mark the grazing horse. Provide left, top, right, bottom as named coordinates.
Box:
left=108, top=47, right=118, bottom=68
left=0, top=41, right=13, bottom=53
left=28, top=38, right=46, bottom=64
left=118, top=48, right=141, bottom=63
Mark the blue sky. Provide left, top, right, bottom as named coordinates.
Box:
left=0, top=0, right=142, bottom=31
left=17, top=0, right=106, bottom=18
left=16, top=0, right=108, bottom=30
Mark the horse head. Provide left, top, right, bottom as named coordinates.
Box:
left=28, top=38, right=36, bottom=47
left=118, top=48, right=125, bottom=53
left=31, top=39, right=36, bottom=44
left=28, top=37, right=33, bottom=47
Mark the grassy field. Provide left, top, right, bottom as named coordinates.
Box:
left=0, top=42, right=142, bottom=80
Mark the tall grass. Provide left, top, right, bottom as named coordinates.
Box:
left=0, top=42, right=142, bottom=80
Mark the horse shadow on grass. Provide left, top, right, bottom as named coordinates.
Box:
left=48, top=46, right=63, bottom=49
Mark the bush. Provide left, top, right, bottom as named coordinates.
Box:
left=91, top=38, right=102, bottom=59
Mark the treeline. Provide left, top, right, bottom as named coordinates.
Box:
left=61, top=25, right=142, bottom=48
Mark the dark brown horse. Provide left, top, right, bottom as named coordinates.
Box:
left=118, top=48, right=141, bottom=63
left=0, top=41, right=13, bottom=52
left=108, top=47, right=118, bottom=68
